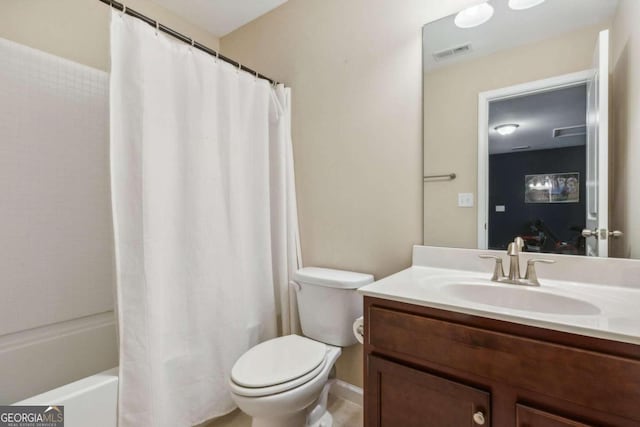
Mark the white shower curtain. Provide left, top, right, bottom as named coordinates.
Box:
left=110, top=12, right=301, bottom=427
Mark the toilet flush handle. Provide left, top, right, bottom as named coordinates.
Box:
left=289, top=280, right=301, bottom=292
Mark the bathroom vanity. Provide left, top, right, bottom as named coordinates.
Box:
left=410, top=1, right=640, bottom=423
left=359, top=246, right=640, bottom=427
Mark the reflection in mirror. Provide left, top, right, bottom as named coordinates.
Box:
left=422, top=0, right=640, bottom=259
left=488, top=85, right=588, bottom=255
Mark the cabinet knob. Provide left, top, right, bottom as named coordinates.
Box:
left=473, top=411, right=486, bottom=425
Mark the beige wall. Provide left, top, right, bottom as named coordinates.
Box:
left=221, top=0, right=483, bottom=389
left=0, top=0, right=219, bottom=72
left=611, top=0, right=640, bottom=259
left=423, top=23, right=606, bottom=249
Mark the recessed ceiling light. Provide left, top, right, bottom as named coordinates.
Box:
left=454, top=2, right=495, bottom=29
left=508, top=0, right=545, bottom=10
left=512, top=145, right=531, bottom=151
left=495, top=124, right=520, bottom=135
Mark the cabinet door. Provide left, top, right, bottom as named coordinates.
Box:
left=366, top=355, right=490, bottom=427
left=516, top=404, right=593, bottom=427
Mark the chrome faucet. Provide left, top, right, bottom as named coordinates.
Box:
left=507, top=236, right=525, bottom=282
left=480, top=236, right=555, bottom=286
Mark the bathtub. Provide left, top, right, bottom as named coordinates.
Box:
left=14, top=367, right=118, bottom=427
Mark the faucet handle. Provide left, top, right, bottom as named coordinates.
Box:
left=479, top=255, right=505, bottom=281
left=524, top=258, right=556, bottom=286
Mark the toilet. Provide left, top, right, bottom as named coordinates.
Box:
left=228, top=267, right=373, bottom=427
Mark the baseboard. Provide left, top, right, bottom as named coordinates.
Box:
left=329, top=379, right=363, bottom=407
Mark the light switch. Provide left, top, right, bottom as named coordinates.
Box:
left=458, top=193, right=474, bottom=208
left=496, top=205, right=506, bottom=212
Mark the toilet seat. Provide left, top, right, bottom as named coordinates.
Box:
left=229, top=357, right=327, bottom=397
left=230, top=335, right=328, bottom=398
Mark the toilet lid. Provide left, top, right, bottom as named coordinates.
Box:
left=231, top=335, right=327, bottom=388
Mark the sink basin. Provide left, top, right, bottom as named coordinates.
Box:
left=443, top=283, right=601, bottom=315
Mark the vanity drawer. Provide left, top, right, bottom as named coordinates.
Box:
left=368, top=306, right=640, bottom=422
left=516, top=404, right=592, bottom=427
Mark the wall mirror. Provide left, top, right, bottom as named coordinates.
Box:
left=422, top=0, right=638, bottom=259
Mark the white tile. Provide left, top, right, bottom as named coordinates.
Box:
left=0, top=38, right=112, bottom=336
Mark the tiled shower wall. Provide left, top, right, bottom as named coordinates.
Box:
left=0, top=38, right=117, bottom=403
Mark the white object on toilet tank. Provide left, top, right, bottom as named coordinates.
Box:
left=293, top=267, right=373, bottom=347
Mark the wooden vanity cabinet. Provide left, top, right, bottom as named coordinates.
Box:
left=368, top=355, right=490, bottom=427
left=515, top=405, right=591, bottom=427
left=363, top=297, right=640, bottom=427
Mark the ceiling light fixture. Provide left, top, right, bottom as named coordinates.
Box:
left=454, top=2, right=495, bottom=29
left=508, top=0, right=546, bottom=10
left=495, top=124, right=520, bottom=135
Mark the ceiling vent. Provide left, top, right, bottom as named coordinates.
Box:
left=432, top=43, right=472, bottom=61
left=553, top=125, right=586, bottom=139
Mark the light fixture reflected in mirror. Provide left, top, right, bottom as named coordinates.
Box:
left=494, top=124, right=520, bottom=135
left=454, top=2, right=495, bottom=29
left=508, top=0, right=546, bottom=10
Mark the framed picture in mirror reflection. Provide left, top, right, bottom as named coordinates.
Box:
left=524, top=173, right=580, bottom=204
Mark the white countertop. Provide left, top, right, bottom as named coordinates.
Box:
left=358, top=246, right=640, bottom=345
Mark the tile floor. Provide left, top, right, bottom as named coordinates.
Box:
left=203, top=395, right=363, bottom=427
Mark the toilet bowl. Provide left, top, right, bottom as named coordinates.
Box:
left=229, top=335, right=341, bottom=427
left=228, top=267, right=373, bottom=427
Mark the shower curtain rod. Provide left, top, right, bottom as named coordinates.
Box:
left=98, top=0, right=279, bottom=85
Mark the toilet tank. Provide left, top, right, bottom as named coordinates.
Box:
left=293, top=267, right=373, bottom=347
